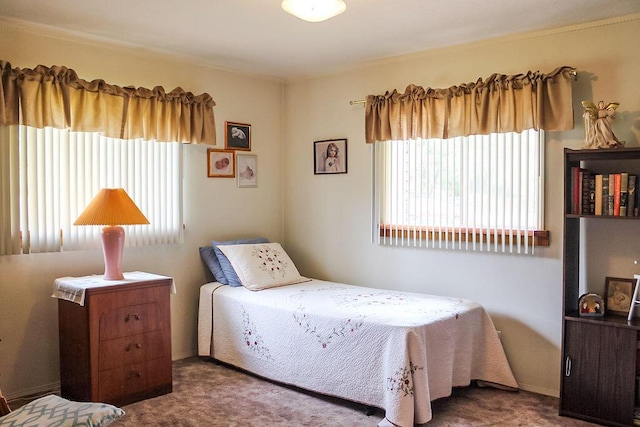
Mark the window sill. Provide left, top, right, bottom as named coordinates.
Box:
left=378, top=226, right=550, bottom=247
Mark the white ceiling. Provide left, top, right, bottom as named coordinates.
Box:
left=1, top=0, right=639, bottom=81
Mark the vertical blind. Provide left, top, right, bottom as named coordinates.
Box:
left=374, top=129, right=544, bottom=254
left=0, top=125, right=181, bottom=255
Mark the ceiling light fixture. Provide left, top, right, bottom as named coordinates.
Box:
left=281, top=0, right=346, bottom=23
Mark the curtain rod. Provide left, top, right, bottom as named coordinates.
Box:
left=348, top=69, right=578, bottom=106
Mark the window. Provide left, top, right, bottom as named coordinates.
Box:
left=373, top=129, right=547, bottom=253
left=1, top=125, right=182, bottom=255
left=0, top=60, right=216, bottom=256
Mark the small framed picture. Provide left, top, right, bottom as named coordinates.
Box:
left=237, top=154, right=257, bottom=188
left=207, top=149, right=235, bottom=178
left=314, top=138, right=347, bottom=175
left=604, top=276, right=635, bottom=316
left=225, top=121, right=251, bottom=151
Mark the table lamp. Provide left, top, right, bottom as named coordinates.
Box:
left=74, top=188, right=149, bottom=280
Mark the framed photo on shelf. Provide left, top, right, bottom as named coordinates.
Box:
left=314, top=138, right=347, bottom=175
left=237, top=154, right=257, bottom=188
left=207, top=149, right=235, bottom=178
left=604, top=276, right=635, bottom=316
left=225, top=121, right=251, bottom=151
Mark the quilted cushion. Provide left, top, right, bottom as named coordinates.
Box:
left=211, top=237, right=269, bottom=286
left=216, top=242, right=310, bottom=290
left=0, top=395, right=124, bottom=427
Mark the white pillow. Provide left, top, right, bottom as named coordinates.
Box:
left=0, top=395, right=124, bottom=427
left=216, top=242, right=310, bottom=290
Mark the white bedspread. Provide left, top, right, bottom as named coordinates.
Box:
left=198, top=280, right=518, bottom=426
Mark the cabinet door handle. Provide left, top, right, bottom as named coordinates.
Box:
left=565, top=356, right=572, bottom=377
left=125, top=313, right=141, bottom=322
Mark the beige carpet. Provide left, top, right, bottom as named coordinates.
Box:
left=110, top=357, right=597, bottom=427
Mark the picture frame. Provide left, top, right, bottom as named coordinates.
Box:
left=207, top=149, right=235, bottom=178
left=237, top=154, right=257, bottom=188
left=314, top=138, right=347, bottom=175
left=604, top=276, right=635, bottom=316
left=225, top=121, right=251, bottom=151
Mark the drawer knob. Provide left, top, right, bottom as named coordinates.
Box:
left=127, top=370, right=142, bottom=379
left=125, top=313, right=141, bottom=322
left=125, top=343, right=143, bottom=352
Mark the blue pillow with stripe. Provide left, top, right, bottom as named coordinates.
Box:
left=210, top=237, right=269, bottom=286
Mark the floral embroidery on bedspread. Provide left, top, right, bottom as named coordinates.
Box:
left=251, top=245, right=289, bottom=278
left=288, top=286, right=349, bottom=301
left=242, top=307, right=272, bottom=360
left=333, top=290, right=466, bottom=320
left=333, top=291, right=410, bottom=307
left=387, top=361, right=423, bottom=397
left=293, top=306, right=365, bottom=348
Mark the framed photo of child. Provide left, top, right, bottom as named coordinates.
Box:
left=604, top=276, right=635, bottom=316
left=314, top=138, right=347, bottom=175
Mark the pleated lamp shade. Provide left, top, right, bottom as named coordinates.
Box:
left=74, top=188, right=149, bottom=280
left=74, top=188, right=149, bottom=226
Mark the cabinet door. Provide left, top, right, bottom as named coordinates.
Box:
left=561, top=321, right=636, bottom=425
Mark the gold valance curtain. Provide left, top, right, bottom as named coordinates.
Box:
left=0, top=60, right=216, bottom=144
left=365, top=66, right=576, bottom=143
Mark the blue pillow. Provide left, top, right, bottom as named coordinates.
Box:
left=199, top=246, right=219, bottom=281
left=211, top=237, right=269, bottom=286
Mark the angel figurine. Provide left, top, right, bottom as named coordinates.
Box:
left=582, top=100, right=624, bottom=149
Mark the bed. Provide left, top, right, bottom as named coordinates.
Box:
left=197, top=240, right=518, bottom=426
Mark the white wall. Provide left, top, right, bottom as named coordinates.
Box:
left=0, top=21, right=285, bottom=398
left=282, top=15, right=640, bottom=396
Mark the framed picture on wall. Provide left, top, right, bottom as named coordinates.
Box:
left=207, top=149, right=235, bottom=178
left=225, top=121, right=251, bottom=151
left=237, top=154, right=257, bottom=188
left=314, top=138, right=347, bottom=175
left=604, top=276, right=635, bottom=316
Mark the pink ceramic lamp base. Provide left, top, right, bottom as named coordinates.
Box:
left=101, top=225, right=125, bottom=280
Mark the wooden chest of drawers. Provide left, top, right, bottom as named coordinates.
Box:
left=57, top=274, right=173, bottom=406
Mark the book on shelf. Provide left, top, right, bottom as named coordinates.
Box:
left=621, top=172, right=629, bottom=217
left=570, top=166, right=582, bottom=214
left=614, top=173, right=621, bottom=216
left=581, top=170, right=592, bottom=215
left=569, top=168, right=640, bottom=217
left=629, top=175, right=637, bottom=217
left=602, top=174, right=609, bottom=216
left=594, top=174, right=603, bottom=215
left=608, top=173, right=616, bottom=215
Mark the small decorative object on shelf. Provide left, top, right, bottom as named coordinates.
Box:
left=578, top=293, right=604, bottom=317
left=581, top=100, right=624, bottom=149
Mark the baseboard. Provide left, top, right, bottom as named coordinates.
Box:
left=517, top=382, right=559, bottom=398
left=5, top=381, right=60, bottom=403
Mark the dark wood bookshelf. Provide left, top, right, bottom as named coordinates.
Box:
left=561, top=147, right=640, bottom=427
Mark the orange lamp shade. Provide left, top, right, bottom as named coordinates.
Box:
left=74, top=188, right=149, bottom=226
